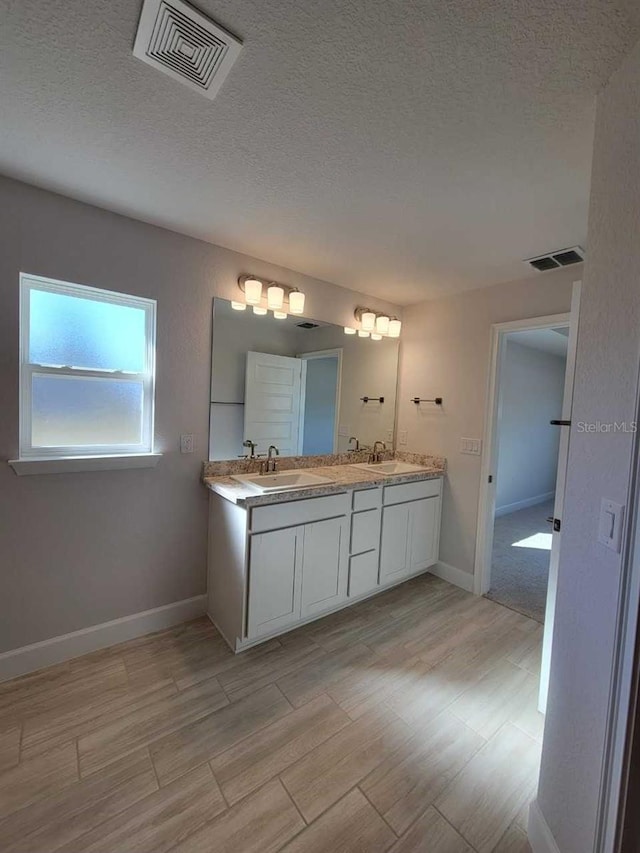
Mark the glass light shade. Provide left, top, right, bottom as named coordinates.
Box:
left=358, top=330, right=370, bottom=338
left=344, top=327, right=357, bottom=335
left=267, top=285, right=284, bottom=310
left=244, top=278, right=263, bottom=305
left=252, top=306, right=267, bottom=315
left=371, top=333, right=383, bottom=341
left=388, top=319, right=402, bottom=338
left=231, top=301, right=246, bottom=311
left=289, top=290, right=305, bottom=315
left=375, top=315, right=390, bottom=335
left=273, top=311, right=287, bottom=320
left=361, top=311, right=376, bottom=332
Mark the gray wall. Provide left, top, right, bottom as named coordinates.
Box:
left=0, top=176, right=400, bottom=654
left=396, top=268, right=576, bottom=577
left=302, top=356, right=339, bottom=455
left=496, top=341, right=566, bottom=513
left=536, top=38, right=640, bottom=853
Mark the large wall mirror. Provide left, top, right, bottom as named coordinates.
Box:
left=209, top=298, right=400, bottom=460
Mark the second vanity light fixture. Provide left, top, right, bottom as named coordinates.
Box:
left=345, top=307, right=402, bottom=340
left=233, top=275, right=306, bottom=318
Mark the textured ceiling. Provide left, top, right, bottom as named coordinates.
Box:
left=1, top=0, right=638, bottom=304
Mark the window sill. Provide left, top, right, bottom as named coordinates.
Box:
left=8, top=453, right=162, bottom=476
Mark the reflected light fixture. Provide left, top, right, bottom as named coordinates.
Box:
left=252, top=306, right=267, bottom=315
left=273, top=311, right=287, bottom=320
left=231, top=301, right=246, bottom=311
left=289, top=290, right=305, bottom=315
left=244, top=278, right=263, bottom=305
left=388, top=319, right=402, bottom=338
left=358, top=330, right=370, bottom=338
left=267, top=285, right=284, bottom=311
left=344, top=327, right=357, bottom=335
left=376, top=315, right=390, bottom=335
left=371, top=333, right=383, bottom=341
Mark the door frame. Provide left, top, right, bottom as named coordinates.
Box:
left=473, top=311, right=571, bottom=596
left=297, top=348, right=343, bottom=454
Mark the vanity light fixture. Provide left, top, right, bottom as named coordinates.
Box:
left=231, top=301, right=246, bottom=311
left=237, top=275, right=306, bottom=316
left=344, top=327, right=357, bottom=335
left=244, top=278, right=263, bottom=305
left=358, top=330, right=370, bottom=338
left=371, top=333, right=383, bottom=341
left=289, top=290, right=305, bottom=315
left=376, top=315, right=390, bottom=335
left=388, top=318, right=402, bottom=338
left=361, top=311, right=376, bottom=333
left=267, top=285, right=284, bottom=310
left=252, top=306, right=267, bottom=315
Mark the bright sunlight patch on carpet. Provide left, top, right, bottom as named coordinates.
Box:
left=512, top=532, right=552, bottom=551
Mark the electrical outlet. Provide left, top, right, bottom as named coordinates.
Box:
left=399, top=430, right=408, bottom=446
left=386, top=429, right=394, bottom=443
left=180, top=433, right=195, bottom=454
left=460, top=437, right=482, bottom=455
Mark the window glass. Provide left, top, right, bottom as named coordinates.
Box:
left=31, top=375, right=144, bottom=447
left=29, top=289, right=147, bottom=372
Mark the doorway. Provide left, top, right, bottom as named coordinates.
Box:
left=484, top=326, right=569, bottom=622
left=298, top=349, right=342, bottom=455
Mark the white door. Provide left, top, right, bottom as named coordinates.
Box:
left=380, top=503, right=411, bottom=582
left=300, top=517, right=349, bottom=617
left=247, top=527, right=302, bottom=639
left=408, top=497, right=440, bottom=572
left=244, top=352, right=304, bottom=456
left=539, top=282, right=582, bottom=712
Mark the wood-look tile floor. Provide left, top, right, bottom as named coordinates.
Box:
left=0, top=575, right=542, bottom=853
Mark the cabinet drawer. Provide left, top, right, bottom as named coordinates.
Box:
left=350, top=509, right=380, bottom=555
left=383, top=478, right=441, bottom=506
left=353, top=488, right=381, bottom=512
left=251, top=492, right=350, bottom=533
left=349, top=551, right=379, bottom=598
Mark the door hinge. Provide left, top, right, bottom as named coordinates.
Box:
left=553, top=518, right=561, bottom=532
left=488, top=475, right=493, bottom=484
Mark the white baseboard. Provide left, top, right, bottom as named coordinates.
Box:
left=495, top=491, right=555, bottom=518
left=528, top=799, right=561, bottom=853
left=0, top=595, right=207, bottom=683
left=430, top=561, right=475, bottom=593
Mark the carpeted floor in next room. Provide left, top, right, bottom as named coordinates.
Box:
left=485, top=499, right=554, bottom=623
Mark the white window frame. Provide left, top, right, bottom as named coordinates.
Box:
left=18, top=273, right=157, bottom=462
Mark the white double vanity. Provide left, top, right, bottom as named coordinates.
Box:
left=205, top=295, right=445, bottom=652
left=205, top=463, right=444, bottom=651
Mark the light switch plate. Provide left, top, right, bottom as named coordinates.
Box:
left=180, top=434, right=195, bottom=454
left=399, top=430, right=408, bottom=446
left=460, top=437, right=482, bottom=455
left=598, top=498, right=624, bottom=552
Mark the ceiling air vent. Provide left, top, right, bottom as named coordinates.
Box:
left=133, top=0, right=242, bottom=99
left=525, top=246, right=585, bottom=272
left=296, top=322, right=319, bottom=330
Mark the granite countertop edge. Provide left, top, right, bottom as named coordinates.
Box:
left=204, top=464, right=446, bottom=508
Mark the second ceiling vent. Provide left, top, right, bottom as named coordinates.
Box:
left=133, top=0, right=242, bottom=99
left=525, top=246, right=585, bottom=272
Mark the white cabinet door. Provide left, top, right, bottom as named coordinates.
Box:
left=380, top=502, right=411, bottom=582
left=300, top=517, right=349, bottom=618
left=408, top=497, right=440, bottom=572
left=247, top=526, right=302, bottom=639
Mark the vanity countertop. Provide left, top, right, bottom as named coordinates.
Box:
left=204, top=454, right=446, bottom=508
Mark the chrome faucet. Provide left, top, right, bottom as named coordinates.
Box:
left=261, top=444, right=279, bottom=474
left=240, top=439, right=257, bottom=459
left=370, top=440, right=386, bottom=463
left=348, top=436, right=359, bottom=452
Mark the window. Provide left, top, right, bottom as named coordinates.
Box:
left=19, top=273, right=156, bottom=461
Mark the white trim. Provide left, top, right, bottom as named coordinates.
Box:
left=474, top=311, right=572, bottom=596
left=494, top=491, right=555, bottom=517
left=528, top=799, right=561, bottom=853
left=0, top=595, right=207, bottom=682
left=430, top=561, right=475, bottom=592
left=8, top=453, right=162, bottom=475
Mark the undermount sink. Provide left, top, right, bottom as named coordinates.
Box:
left=349, top=460, right=431, bottom=476
left=231, top=470, right=333, bottom=493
